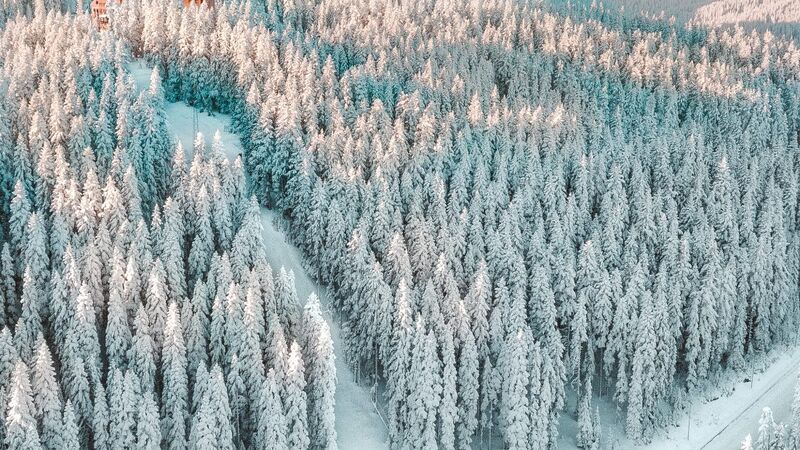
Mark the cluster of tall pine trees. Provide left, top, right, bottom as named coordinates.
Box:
left=0, top=9, right=336, bottom=450
left=4, top=0, right=800, bottom=448
left=110, top=0, right=800, bottom=447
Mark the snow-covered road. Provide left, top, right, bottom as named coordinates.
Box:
left=258, top=209, right=390, bottom=449
left=129, top=61, right=390, bottom=449
left=555, top=339, right=800, bottom=450
left=697, top=350, right=799, bottom=450
left=626, top=346, right=799, bottom=450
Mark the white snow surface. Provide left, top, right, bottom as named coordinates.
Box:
left=677, top=347, right=800, bottom=450
left=557, top=345, right=800, bottom=450
left=128, top=60, right=390, bottom=450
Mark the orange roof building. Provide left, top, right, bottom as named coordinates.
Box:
left=92, top=0, right=213, bottom=30
left=90, top=0, right=110, bottom=30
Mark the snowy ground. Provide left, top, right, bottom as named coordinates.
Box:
left=679, top=347, right=800, bottom=450
left=557, top=344, right=800, bottom=450
left=693, top=0, right=800, bottom=26
left=127, top=61, right=390, bottom=449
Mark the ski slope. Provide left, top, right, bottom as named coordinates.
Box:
left=128, top=61, right=390, bottom=450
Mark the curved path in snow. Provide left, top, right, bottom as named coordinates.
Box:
left=129, top=61, right=390, bottom=450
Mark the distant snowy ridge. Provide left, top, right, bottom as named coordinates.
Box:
left=554, top=0, right=712, bottom=22
left=693, top=0, right=800, bottom=26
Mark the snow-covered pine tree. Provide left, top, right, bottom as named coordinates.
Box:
left=162, top=303, right=188, bottom=450
left=499, top=329, right=530, bottom=450
left=5, top=361, right=42, bottom=450
left=136, top=389, right=161, bottom=450
left=32, top=338, right=62, bottom=450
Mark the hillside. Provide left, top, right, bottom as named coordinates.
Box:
left=2, top=0, right=800, bottom=449
left=693, top=0, right=800, bottom=26
left=555, top=0, right=713, bottom=22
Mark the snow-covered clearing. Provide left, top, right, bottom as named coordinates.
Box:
left=128, top=60, right=390, bottom=450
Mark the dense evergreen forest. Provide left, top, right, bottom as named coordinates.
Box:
left=0, top=11, right=336, bottom=450
left=2, top=0, right=800, bottom=448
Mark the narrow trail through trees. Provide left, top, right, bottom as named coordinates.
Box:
left=128, top=60, right=390, bottom=449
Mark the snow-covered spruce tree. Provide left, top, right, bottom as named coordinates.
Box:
left=407, top=318, right=442, bottom=449
left=387, top=278, right=413, bottom=445
left=439, top=327, right=458, bottom=450
left=60, top=401, right=80, bottom=450
left=162, top=303, right=188, bottom=450
left=499, top=329, right=530, bottom=450
left=92, top=382, right=109, bottom=450
left=256, top=369, right=288, bottom=449
left=136, top=389, right=161, bottom=450
left=757, top=407, right=782, bottom=450
left=32, top=338, right=62, bottom=450
left=627, top=290, right=658, bottom=442
left=301, top=294, right=337, bottom=450
left=576, top=376, right=599, bottom=450
left=201, top=364, right=235, bottom=449
left=130, top=304, right=156, bottom=395
left=15, top=267, right=42, bottom=366
left=742, top=434, right=753, bottom=450
left=5, top=360, right=42, bottom=450
left=285, top=341, right=310, bottom=450
left=108, top=368, right=136, bottom=449
left=106, top=254, right=131, bottom=371
left=456, top=312, right=479, bottom=450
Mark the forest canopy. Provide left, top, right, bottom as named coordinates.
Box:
left=2, top=0, right=800, bottom=448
